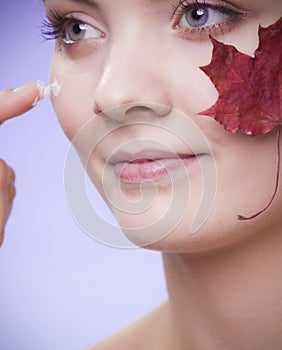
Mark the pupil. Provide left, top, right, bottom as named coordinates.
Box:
left=192, top=8, right=206, bottom=20
left=186, top=7, right=209, bottom=27
left=73, top=23, right=82, bottom=35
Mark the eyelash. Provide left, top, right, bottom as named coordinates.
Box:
left=170, top=0, right=246, bottom=38
left=41, top=1, right=246, bottom=44
left=41, top=9, right=79, bottom=42
left=171, top=0, right=238, bottom=18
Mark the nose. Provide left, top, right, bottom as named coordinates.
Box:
left=93, top=38, right=172, bottom=123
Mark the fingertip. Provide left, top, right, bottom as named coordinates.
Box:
left=36, top=80, right=48, bottom=101
left=0, top=81, right=46, bottom=122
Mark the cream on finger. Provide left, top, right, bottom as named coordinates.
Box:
left=33, top=79, right=61, bottom=107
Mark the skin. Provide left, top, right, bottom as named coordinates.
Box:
left=0, top=82, right=42, bottom=246
left=46, top=0, right=282, bottom=251
left=1, top=0, right=282, bottom=348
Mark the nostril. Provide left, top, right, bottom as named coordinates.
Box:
left=93, top=104, right=102, bottom=116
left=125, top=106, right=151, bottom=114
left=125, top=103, right=172, bottom=117
left=93, top=102, right=172, bottom=123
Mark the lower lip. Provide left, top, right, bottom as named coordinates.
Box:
left=113, top=157, right=197, bottom=183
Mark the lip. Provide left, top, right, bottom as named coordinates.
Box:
left=109, top=150, right=198, bottom=183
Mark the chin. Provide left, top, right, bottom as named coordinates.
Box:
left=116, top=202, right=277, bottom=255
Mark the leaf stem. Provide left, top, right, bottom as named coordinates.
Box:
left=237, top=125, right=281, bottom=220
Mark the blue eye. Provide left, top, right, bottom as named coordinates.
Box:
left=64, top=21, right=102, bottom=44
left=41, top=9, right=106, bottom=45
left=180, top=6, right=230, bottom=28
left=171, top=1, right=248, bottom=40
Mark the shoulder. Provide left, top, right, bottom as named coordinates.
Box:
left=87, top=302, right=169, bottom=350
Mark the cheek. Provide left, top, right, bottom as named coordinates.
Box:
left=49, top=57, right=96, bottom=142
left=165, top=40, right=218, bottom=114
left=211, top=131, right=281, bottom=225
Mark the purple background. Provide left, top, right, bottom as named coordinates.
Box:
left=0, top=1, right=167, bottom=349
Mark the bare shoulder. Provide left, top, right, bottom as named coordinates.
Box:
left=87, top=302, right=169, bottom=350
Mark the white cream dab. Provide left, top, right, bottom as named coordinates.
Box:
left=46, top=79, right=61, bottom=97
left=36, top=79, right=61, bottom=100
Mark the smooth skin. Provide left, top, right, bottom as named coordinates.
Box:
left=1, top=0, right=282, bottom=349
left=43, top=0, right=282, bottom=348
left=0, top=82, right=43, bottom=245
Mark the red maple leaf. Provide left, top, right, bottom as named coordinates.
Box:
left=199, top=17, right=282, bottom=220
left=199, top=17, right=282, bottom=136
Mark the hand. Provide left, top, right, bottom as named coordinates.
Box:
left=0, top=159, right=15, bottom=246
left=0, top=81, right=45, bottom=246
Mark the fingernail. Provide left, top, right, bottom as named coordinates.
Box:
left=12, top=85, right=25, bottom=93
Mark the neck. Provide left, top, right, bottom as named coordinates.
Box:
left=162, top=229, right=282, bottom=350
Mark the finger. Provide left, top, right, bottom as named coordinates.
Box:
left=0, top=81, right=46, bottom=124
left=8, top=181, right=16, bottom=203
left=0, top=189, right=9, bottom=247
left=0, top=161, right=16, bottom=246
left=0, top=159, right=10, bottom=187
left=8, top=166, right=16, bottom=183
left=0, top=162, right=9, bottom=246
left=5, top=182, right=16, bottom=225
left=1, top=180, right=16, bottom=240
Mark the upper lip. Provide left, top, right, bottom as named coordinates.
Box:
left=108, top=150, right=196, bottom=165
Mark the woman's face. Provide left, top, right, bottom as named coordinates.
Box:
left=45, top=0, right=282, bottom=251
